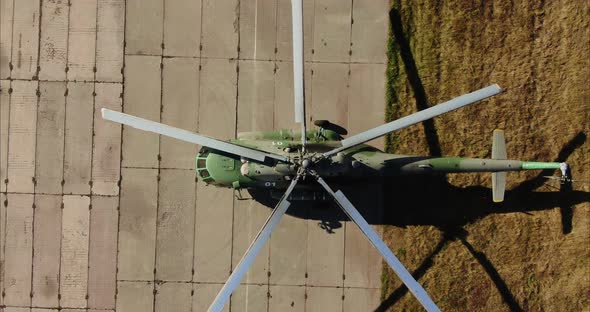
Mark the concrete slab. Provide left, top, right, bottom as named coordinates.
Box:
left=198, top=58, right=237, bottom=139
left=35, top=81, right=66, bottom=194
left=67, top=0, right=97, bottom=81
left=231, top=199, right=270, bottom=285
left=59, top=195, right=90, bottom=308
left=273, top=61, right=312, bottom=130
left=350, top=0, right=388, bottom=63
left=193, top=184, right=233, bottom=283
left=305, top=286, right=343, bottom=312
left=7, top=80, right=37, bottom=193
left=230, top=284, right=268, bottom=312
left=237, top=60, right=275, bottom=133
left=193, top=283, right=228, bottom=312
left=347, top=64, right=386, bottom=148
left=3, top=194, right=34, bottom=307
left=63, top=82, right=93, bottom=195
left=193, top=58, right=236, bottom=284
left=161, top=57, right=199, bottom=169
left=310, top=62, right=349, bottom=130
left=10, top=0, right=40, bottom=80
left=156, top=169, right=195, bottom=281
left=273, top=61, right=297, bottom=130
left=31, top=194, right=62, bottom=307
left=117, top=168, right=158, bottom=280
left=239, top=0, right=276, bottom=60
left=163, top=0, right=201, bottom=57
left=96, top=0, right=124, bottom=82
left=332, top=183, right=384, bottom=291
left=268, top=285, right=305, bottom=312
left=342, top=288, right=380, bottom=312
left=306, top=205, right=345, bottom=287
left=92, top=83, right=122, bottom=195
left=154, top=282, right=192, bottom=312
left=312, top=0, right=352, bottom=62
left=1, top=80, right=9, bottom=192
left=32, top=309, right=58, bottom=312
left=116, top=281, right=154, bottom=312
left=125, top=0, right=163, bottom=55
left=87, top=195, right=118, bottom=310
left=121, top=55, right=160, bottom=168
left=5, top=308, right=31, bottom=312
left=200, top=0, right=239, bottom=59
left=276, top=0, right=315, bottom=61
left=38, top=0, right=69, bottom=81
left=268, top=211, right=308, bottom=286
left=0, top=0, right=15, bottom=78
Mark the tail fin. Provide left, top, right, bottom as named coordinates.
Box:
left=491, top=130, right=507, bottom=202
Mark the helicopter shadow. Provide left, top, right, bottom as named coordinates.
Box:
left=249, top=6, right=588, bottom=311
left=375, top=7, right=588, bottom=312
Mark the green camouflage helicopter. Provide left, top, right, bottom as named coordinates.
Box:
left=101, top=1, right=570, bottom=311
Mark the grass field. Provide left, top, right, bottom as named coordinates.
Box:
left=379, top=1, right=589, bottom=311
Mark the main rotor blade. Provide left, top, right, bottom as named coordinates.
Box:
left=102, top=108, right=289, bottom=163
left=323, top=84, right=503, bottom=157
left=291, top=0, right=307, bottom=148
left=208, top=178, right=299, bottom=312
left=315, top=176, right=441, bottom=312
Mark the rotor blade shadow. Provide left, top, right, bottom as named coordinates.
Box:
left=456, top=231, right=524, bottom=312
left=389, top=8, right=442, bottom=157
left=375, top=234, right=449, bottom=312
left=377, top=226, right=524, bottom=312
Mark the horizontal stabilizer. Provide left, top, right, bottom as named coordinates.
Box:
left=492, top=130, right=506, bottom=202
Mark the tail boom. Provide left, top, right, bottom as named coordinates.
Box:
left=394, top=158, right=562, bottom=174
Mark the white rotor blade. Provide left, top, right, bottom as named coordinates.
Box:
left=208, top=178, right=299, bottom=312
left=323, top=84, right=503, bottom=157
left=102, top=108, right=288, bottom=163
left=291, top=0, right=307, bottom=148
left=315, top=176, right=441, bottom=312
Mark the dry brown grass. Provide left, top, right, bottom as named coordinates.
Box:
left=380, top=1, right=589, bottom=311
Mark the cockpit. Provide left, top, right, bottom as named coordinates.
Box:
left=196, top=149, right=214, bottom=183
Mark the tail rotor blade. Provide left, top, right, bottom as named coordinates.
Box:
left=207, top=178, right=299, bottom=312
left=315, top=176, right=441, bottom=312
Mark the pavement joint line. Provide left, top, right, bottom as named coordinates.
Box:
left=115, top=279, right=380, bottom=290
left=190, top=0, right=205, bottom=300
left=0, top=191, right=118, bottom=197
left=1, top=305, right=115, bottom=311
left=85, top=0, right=101, bottom=302
left=5, top=78, right=124, bottom=84
left=151, top=0, right=166, bottom=309
left=123, top=53, right=386, bottom=65
left=1, top=72, right=14, bottom=307
left=122, top=166, right=196, bottom=170
left=113, top=0, right=128, bottom=310
left=229, top=2, right=242, bottom=309
left=28, top=0, right=45, bottom=299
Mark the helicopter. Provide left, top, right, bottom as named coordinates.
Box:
left=101, top=1, right=572, bottom=311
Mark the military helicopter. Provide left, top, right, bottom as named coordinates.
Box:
left=101, top=1, right=571, bottom=311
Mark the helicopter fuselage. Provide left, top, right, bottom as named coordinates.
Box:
left=195, top=129, right=562, bottom=191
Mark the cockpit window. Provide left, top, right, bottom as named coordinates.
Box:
left=199, top=169, right=211, bottom=178
left=197, top=158, right=207, bottom=169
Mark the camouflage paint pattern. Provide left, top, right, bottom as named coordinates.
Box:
left=196, top=129, right=562, bottom=190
